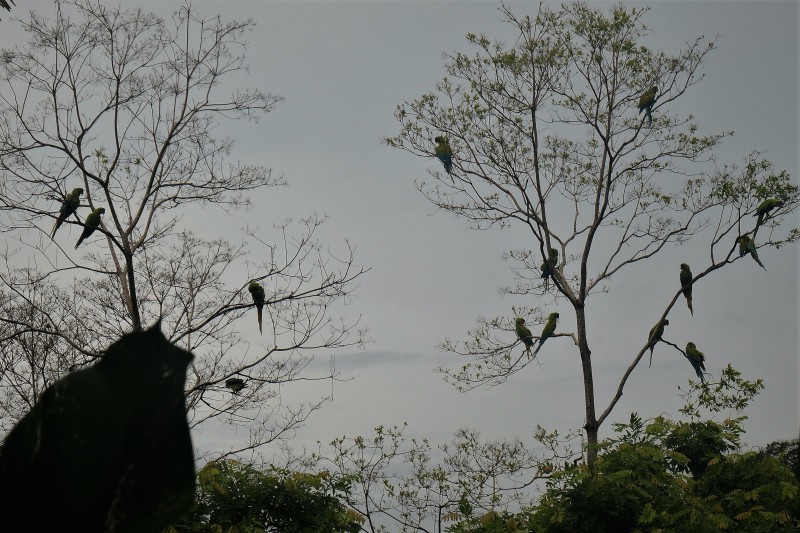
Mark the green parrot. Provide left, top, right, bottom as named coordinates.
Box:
left=74, top=207, right=105, bottom=249
left=754, top=198, right=783, bottom=227
left=248, top=281, right=266, bottom=334
left=638, top=86, right=658, bottom=126
left=679, top=263, right=693, bottom=316
left=434, top=136, right=453, bottom=175
left=684, top=342, right=707, bottom=383
left=515, top=317, right=534, bottom=356
left=225, top=377, right=245, bottom=394
left=736, top=235, right=766, bottom=270
left=533, top=312, right=559, bottom=357
left=647, top=318, right=669, bottom=367
left=51, top=187, right=83, bottom=238
left=541, top=248, right=559, bottom=290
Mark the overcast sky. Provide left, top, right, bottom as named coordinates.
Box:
left=5, top=1, right=798, bottom=462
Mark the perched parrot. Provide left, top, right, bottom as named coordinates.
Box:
left=533, top=312, right=559, bottom=357
left=248, top=281, right=266, bottom=334
left=225, top=377, right=245, bottom=394
left=515, top=317, right=534, bottom=356
left=679, top=263, right=693, bottom=316
left=647, top=318, right=669, bottom=367
left=684, top=342, right=707, bottom=383
left=736, top=235, right=766, bottom=270
left=434, top=136, right=453, bottom=175
left=74, top=207, right=105, bottom=249
left=754, top=198, right=783, bottom=227
left=541, top=248, right=559, bottom=290
left=638, top=86, right=658, bottom=126
left=51, top=187, right=83, bottom=238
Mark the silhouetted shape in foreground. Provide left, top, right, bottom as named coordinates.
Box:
left=0, top=321, right=195, bottom=533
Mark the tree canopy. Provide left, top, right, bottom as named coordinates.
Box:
left=386, top=1, right=798, bottom=466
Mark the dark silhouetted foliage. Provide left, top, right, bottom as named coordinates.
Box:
left=166, top=459, right=363, bottom=533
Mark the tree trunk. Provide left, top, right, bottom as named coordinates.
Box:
left=575, top=304, right=598, bottom=467
left=124, top=252, right=142, bottom=331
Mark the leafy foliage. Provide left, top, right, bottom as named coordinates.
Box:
left=760, top=439, right=800, bottom=482
left=446, top=372, right=798, bottom=533
left=166, top=459, right=362, bottom=533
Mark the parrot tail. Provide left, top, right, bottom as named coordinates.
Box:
left=646, top=109, right=653, bottom=126
left=524, top=338, right=534, bottom=349
left=687, top=297, right=693, bottom=316
left=648, top=346, right=654, bottom=367
left=256, top=305, right=263, bottom=334
left=753, top=255, right=767, bottom=270
left=694, top=366, right=705, bottom=383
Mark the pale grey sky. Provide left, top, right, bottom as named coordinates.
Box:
left=4, top=1, right=798, bottom=460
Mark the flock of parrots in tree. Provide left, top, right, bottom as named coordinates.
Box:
left=48, top=87, right=783, bottom=393
left=511, top=197, right=781, bottom=385
left=431, top=86, right=784, bottom=384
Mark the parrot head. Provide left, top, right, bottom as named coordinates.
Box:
left=757, top=198, right=783, bottom=211
left=71, top=187, right=84, bottom=196
left=680, top=263, right=690, bottom=271
left=686, top=342, right=696, bottom=351
left=248, top=281, right=261, bottom=294
left=662, top=318, right=670, bottom=326
left=548, top=312, right=560, bottom=321
left=549, top=248, right=558, bottom=258
left=434, top=136, right=445, bottom=144
left=515, top=317, right=525, bottom=326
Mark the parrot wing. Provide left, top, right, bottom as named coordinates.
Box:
left=516, top=323, right=534, bottom=348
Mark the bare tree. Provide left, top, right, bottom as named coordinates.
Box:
left=386, top=2, right=798, bottom=466
left=301, top=424, right=574, bottom=533
left=0, top=0, right=367, bottom=455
